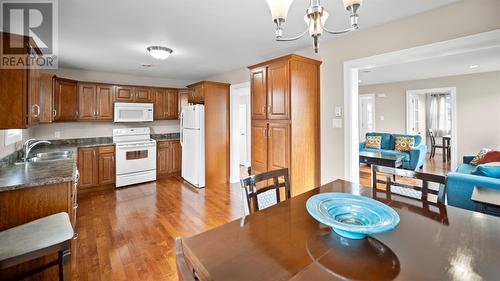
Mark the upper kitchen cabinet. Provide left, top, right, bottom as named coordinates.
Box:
left=187, top=81, right=230, bottom=186
left=135, top=87, right=153, bottom=102
left=114, top=85, right=135, bottom=102
left=178, top=88, right=189, bottom=114
left=0, top=32, right=42, bottom=129
left=248, top=54, right=321, bottom=197
left=38, top=73, right=55, bottom=123
left=115, top=85, right=153, bottom=103
left=78, top=82, right=114, bottom=120
left=153, top=88, right=178, bottom=120
left=53, top=77, right=78, bottom=121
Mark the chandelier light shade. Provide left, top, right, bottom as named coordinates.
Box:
left=147, top=46, right=173, bottom=60
left=267, top=0, right=362, bottom=52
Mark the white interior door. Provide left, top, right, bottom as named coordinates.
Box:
left=359, top=95, right=375, bottom=141
left=238, top=104, right=248, bottom=165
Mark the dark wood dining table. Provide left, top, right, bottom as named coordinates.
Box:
left=181, top=180, right=500, bottom=281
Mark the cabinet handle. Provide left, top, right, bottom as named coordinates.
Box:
left=53, top=109, right=57, bottom=118
left=262, top=105, right=266, bottom=113
left=34, top=104, right=40, bottom=117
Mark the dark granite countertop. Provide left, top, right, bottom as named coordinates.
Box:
left=0, top=134, right=179, bottom=192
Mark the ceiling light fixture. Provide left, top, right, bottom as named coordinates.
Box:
left=266, top=0, right=362, bottom=53
left=147, top=46, right=173, bottom=60
left=469, top=64, right=479, bottom=69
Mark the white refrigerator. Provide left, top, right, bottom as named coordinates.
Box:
left=180, top=104, right=205, bottom=188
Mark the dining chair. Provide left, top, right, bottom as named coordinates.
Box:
left=240, top=168, right=291, bottom=214
left=428, top=129, right=450, bottom=161
left=0, top=212, right=74, bottom=281
left=175, top=238, right=197, bottom=281
left=371, top=165, right=447, bottom=204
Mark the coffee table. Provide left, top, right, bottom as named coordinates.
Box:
left=359, top=151, right=405, bottom=187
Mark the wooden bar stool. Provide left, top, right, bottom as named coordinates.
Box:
left=0, top=212, right=74, bottom=281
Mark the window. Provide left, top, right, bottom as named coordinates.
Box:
left=5, top=129, right=22, bottom=146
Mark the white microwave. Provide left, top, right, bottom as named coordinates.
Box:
left=114, top=103, right=154, bottom=122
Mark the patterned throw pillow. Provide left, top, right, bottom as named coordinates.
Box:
left=365, top=136, right=382, bottom=149
left=477, top=151, right=500, bottom=165
left=470, top=148, right=492, bottom=166
left=394, top=137, right=415, bottom=152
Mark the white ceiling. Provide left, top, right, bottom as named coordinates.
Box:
left=359, top=45, right=500, bottom=85
left=58, top=0, right=459, bottom=80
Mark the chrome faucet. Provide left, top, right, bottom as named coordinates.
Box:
left=23, top=139, right=51, bottom=161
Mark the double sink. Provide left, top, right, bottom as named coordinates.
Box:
left=16, top=150, right=73, bottom=164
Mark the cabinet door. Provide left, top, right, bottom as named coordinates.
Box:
left=267, top=61, right=289, bottom=120
left=178, top=88, right=189, bottom=115
left=251, top=121, right=268, bottom=173
left=78, top=147, right=98, bottom=189
left=98, top=151, right=115, bottom=185
left=189, top=84, right=204, bottom=104
left=115, top=86, right=134, bottom=102
left=267, top=122, right=290, bottom=171
left=171, top=141, right=181, bottom=173
left=153, top=88, right=166, bottom=120
left=38, top=73, right=53, bottom=123
left=157, top=142, right=172, bottom=175
left=96, top=85, right=114, bottom=120
left=251, top=67, right=267, bottom=120
left=135, top=87, right=153, bottom=102
left=166, top=89, right=179, bottom=119
left=78, top=83, right=97, bottom=120
left=28, top=67, right=40, bottom=125
left=54, top=78, right=78, bottom=121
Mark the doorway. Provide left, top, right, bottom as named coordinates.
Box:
left=229, top=82, right=251, bottom=183
left=358, top=94, right=375, bottom=141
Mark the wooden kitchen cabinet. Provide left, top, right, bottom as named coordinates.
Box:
left=39, top=72, right=54, bottom=123
left=250, top=67, right=267, bottom=120
left=115, top=85, right=154, bottom=102
left=178, top=88, right=190, bottom=114
left=54, top=77, right=78, bottom=121
left=135, top=87, right=153, bottom=102
left=187, top=83, right=204, bottom=104
left=0, top=32, right=42, bottom=128
left=249, top=54, right=321, bottom=196
left=78, top=147, right=99, bottom=189
left=157, top=140, right=181, bottom=177
left=114, top=85, right=135, bottom=101
left=153, top=88, right=178, bottom=120
left=78, top=82, right=114, bottom=120
left=98, top=146, right=115, bottom=185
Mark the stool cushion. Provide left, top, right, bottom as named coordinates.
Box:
left=0, top=213, right=74, bottom=261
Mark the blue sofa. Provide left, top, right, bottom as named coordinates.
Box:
left=359, top=132, right=427, bottom=170
left=447, top=156, right=500, bottom=211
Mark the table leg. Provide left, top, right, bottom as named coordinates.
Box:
left=371, top=165, right=377, bottom=189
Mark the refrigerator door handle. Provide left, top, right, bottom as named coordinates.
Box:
left=180, top=110, right=184, bottom=147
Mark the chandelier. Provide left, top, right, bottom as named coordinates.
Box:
left=266, top=0, right=362, bottom=52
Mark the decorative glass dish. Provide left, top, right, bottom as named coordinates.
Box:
left=306, top=192, right=400, bottom=239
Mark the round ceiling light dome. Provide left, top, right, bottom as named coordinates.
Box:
left=147, top=46, right=173, bottom=60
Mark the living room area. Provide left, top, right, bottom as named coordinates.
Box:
left=355, top=30, right=500, bottom=214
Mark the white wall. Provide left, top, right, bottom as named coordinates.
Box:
left=205, top=0, right=500, bottom=184
left=360, top=71, right=500, bottom=160
left=0, top=128, right=33, bottom=159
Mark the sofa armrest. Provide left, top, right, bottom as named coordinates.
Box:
left=463, top=156, right=475, bottom=164
left=359, top=142, right=366, bottom=150
left=446, top=172, right=500, bottom=210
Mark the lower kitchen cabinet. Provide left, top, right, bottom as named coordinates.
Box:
left=157, top=140, right=181, bottom=177
left=77, top=145, right=115, bottom=195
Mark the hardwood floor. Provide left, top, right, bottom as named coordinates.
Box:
left=72, top=177, right=243, bottom=281
left=359, top=153, right=452, bottom=187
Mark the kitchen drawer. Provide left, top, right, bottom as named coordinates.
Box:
left=157, top=141, right=172, bottom=148
left=98, top=145, right=115, bottom=154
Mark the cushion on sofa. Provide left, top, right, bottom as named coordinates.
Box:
left=365, top=136, right=382, bottom=149
left=366, top=132, right=392, bottom=150
left=474, top=162, right=500, bottom=179
left=478, top=151, right=500, bottom=165
left=394, top=136, right=415, bottom=152
left=390, top=134, right=422, bottom=150
left=470, top=148, right=492, bottom=165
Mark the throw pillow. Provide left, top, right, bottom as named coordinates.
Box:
left=478, top=151, right=500, bottom=165
left=470, top=148, right=492, bottom=166
left=474, top=162, right=500, bottom=179
left=365, top=136, right=382, bottom=149
left=394, top=137, right=415, bottom=152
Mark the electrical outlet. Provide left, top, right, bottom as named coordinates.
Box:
left=332, top=118, right=343, bottom=129
left=54, top=131, right=61, bottom=138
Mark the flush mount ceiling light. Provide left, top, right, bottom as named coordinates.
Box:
left=147, top=46, right=173, bottom=60
left=266, top=0, right=362, bottom=53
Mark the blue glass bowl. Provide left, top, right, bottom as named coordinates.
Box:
left=306, top=193, right=400, bottom=239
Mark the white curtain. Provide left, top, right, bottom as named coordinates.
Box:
left=429, top=94, right=450, bottom=137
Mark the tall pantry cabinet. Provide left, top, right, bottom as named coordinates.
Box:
left=248, top=54, right=321, bottom=196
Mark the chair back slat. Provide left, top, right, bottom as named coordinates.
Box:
left=428, top=129, right=436, bottom=146
left=240, top=168, right=291, bottom=214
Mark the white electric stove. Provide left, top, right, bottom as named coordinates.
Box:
left=113, top=127, right=156, bottom=187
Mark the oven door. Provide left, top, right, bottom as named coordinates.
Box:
left=115, top=141, right=156, bottom=175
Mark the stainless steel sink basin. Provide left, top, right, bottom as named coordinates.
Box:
left=15, top=150, right=73, bottom=164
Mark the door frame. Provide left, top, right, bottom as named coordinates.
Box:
left=358, top=93, right=376, bottom=140
left=343, top=29, right=500, bottom=182
left=238, top=103, right=249, bottom=165
left=406, top=87, right=457, bottom=161
left=229, top=82, right=251, bottom=183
